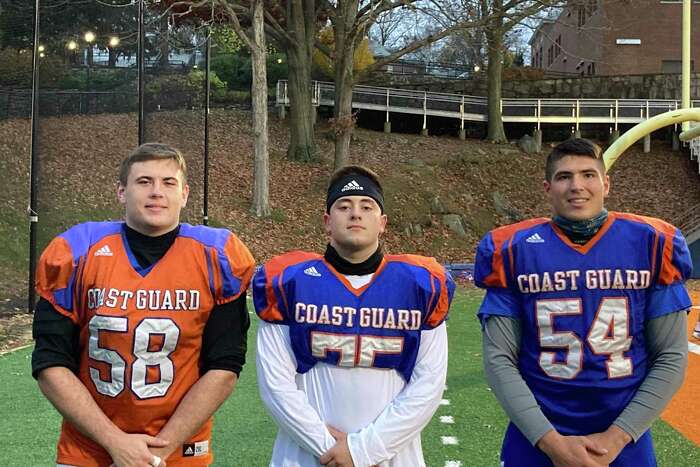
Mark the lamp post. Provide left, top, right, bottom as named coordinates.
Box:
left=108, top=36, right=119, bottom=67
left=66, top=40, right=77, bottom=66
left=84, top=31, right=95, bottom=113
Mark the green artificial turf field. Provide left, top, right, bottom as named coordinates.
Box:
left=1, top=289, right=697, bottom=466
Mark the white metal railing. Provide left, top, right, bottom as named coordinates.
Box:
left=276, top=80, right=700, bottom=128
left=689, top=122, right=700, bottom=161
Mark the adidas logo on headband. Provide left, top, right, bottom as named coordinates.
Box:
left=341, top=180, right=364, bottom=192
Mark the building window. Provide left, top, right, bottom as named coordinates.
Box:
left=661, top=60, right=695, bottom=73
left=578, top=6, right=585, bottom=27
left=586, top=0, right=598, bottom=17
left=578, top=1, right=597, bottom=26
left=555, top=35, right=562, bottom=58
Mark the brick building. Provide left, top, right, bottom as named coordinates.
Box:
left=530, top=0, right=700, bottom=76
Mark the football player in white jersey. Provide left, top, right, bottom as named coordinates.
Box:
left=253, top=165, right=455, bottom=466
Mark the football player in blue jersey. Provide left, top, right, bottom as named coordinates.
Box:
left=475, top=138, right=691, bottom=467
left=253, top=165, right=455, bottom=467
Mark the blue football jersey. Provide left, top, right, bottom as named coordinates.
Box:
left=475, top=212, right=691, bottom=436
left=253, top=252, right=455, bottom=381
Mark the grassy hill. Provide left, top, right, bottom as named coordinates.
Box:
left=2, top=107, right=700, bottom=320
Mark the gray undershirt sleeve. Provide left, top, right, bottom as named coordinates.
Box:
left=613, top=311, right=688, bottom=441
left=483, top=315, right=554, bottom=445
left=484, top=312, right=689, bottom=445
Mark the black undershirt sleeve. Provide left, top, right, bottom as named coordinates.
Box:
left=200, top=293, right=250, bottom=377
left=31, top=297, right=80, bottom=379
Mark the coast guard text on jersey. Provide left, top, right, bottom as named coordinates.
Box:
left=516, top=269, right=651, bottom=293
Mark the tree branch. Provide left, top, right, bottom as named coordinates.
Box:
left=362, top=16, right=486, bottom=76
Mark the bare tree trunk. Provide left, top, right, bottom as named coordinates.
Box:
left=159, top=14, right=169, bottom=69
left=284, top=0, right=319, bottom=162
left=486, top=6, right=507, bottom=143
left=250, top=0, right=270, bottom=217
left=286, top=47, right=319, bottom=161
left=332, top=0, right=360, bottom=170
left=333, top=67, right=354, bottom=170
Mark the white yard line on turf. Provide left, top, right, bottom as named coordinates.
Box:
left=0, top=343, right=32, bottom=356
left=444, top=461, right=462, bottom=467
left=441, top=436, right=459, bottom=445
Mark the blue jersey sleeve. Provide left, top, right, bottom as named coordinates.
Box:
left=475, top=232, right=520, bottom=325
left=646, top=226, right=692, bottom=320
left=476, top=287, right=521, bottom=325
left=252, top=263, right=290, bottom=324
left=475, top=219, right=549, bottom=323
left=423, top=262, right=456, bottom=330
left=385, top=255, right=455, bottom=330
left=475, top=219, right=549, bottom=289
left=474, top=231, right=508, bottom=289
left=252, top=251, right=321, bottom=324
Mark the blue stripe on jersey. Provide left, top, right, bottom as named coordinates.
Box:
left=204, top=247, right=215, bottom=299
left=179, top=223, right=242, bottom=299
left=252, top=265, right=270, bottom=316
left=59, top=221, right=123, bottom=258
left=670, top=228, right=693, bottom=280
left=56, top=221, right=123, bottom=310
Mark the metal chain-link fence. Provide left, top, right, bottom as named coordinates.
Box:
left=0, top=0, right=224, bottom=311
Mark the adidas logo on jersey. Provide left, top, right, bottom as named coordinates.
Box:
left=94, top=245, right=113, bottom=256
left=341, top=180, right=364, bottom=192
left=525, top=233, right=545, bottom=243
left=183, top=440, right=209, bottom=457
left=304, top=266, right=321, bottom=277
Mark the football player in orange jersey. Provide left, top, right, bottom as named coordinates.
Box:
left=31, top=143, right=255, bottom=467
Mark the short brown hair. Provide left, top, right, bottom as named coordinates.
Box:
left=545, top=138, right=603, bottom=181
left=118, top=143, right=187, bottom=185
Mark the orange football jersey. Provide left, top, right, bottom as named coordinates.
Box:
left=36, top=222, right=254, bottom=467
